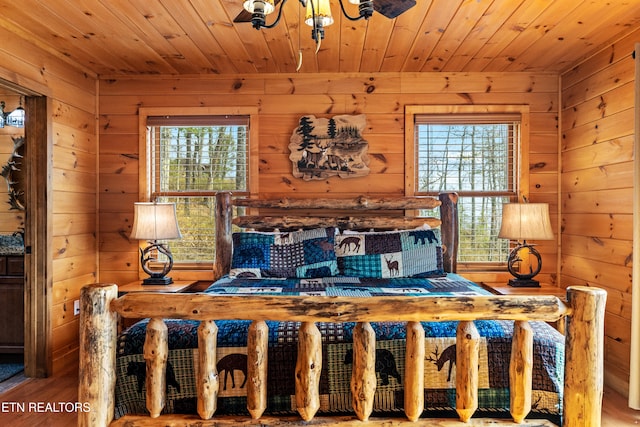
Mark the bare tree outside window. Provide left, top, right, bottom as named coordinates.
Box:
left=147, top=117, right=249, bottom=264
left=416, top=120, right=517, bottom=264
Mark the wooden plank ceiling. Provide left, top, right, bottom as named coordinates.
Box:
left=0, top=0, right=639, bottom=77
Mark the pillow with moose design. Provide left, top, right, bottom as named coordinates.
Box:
left=230, top=227, right=339, bottom=279
left=335, top=228, right=443, bottom=278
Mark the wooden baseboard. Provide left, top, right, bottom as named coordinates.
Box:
left=605, top=369, right=630, bottom=400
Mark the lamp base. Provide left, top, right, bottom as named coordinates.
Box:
left=508, top=278, right=540, bottom=288
left=142, top=276, right=173, bottom=285
left=139, top=243, right=175, bottom=285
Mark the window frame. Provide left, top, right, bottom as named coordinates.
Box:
left=404, top=105, right=530, bottom=271
left=138, top=107, right=259, bottom=277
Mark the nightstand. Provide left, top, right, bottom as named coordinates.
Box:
left=118, top=280, right=198, bottom=329
left=480, top=281, right=566, bottom=332
left=480, top=281, right=566, bottom=299
left=118, top=280, right=198, bottom=295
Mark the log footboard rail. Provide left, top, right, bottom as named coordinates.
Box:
left=78, top=284, right=606, bottom=427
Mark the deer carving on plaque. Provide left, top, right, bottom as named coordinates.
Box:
left=289, top=114, right=370, bottom=181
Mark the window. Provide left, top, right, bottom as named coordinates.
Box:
left=406, top=106, right=528, bottom=269
left=141, top=108, right=257, bottom=268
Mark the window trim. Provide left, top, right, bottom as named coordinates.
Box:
left=138, top=106, right=260, bottom=201
left=405, top=105, right=530, bottom=198
left=404, top=105, right=531, bottom=271
left=137, top=107, right=259, bottom=278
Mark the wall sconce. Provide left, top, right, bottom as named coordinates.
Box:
left=0, top=99, right=25, bottom=129
left=498, top=202, right=554, bottom=287
left=130, top=202, right=182, bottom=285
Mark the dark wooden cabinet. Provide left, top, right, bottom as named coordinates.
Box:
left=0, top=255, right=24, bottom=353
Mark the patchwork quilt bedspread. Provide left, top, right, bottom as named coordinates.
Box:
left=114, top=274, right=564, bottom=422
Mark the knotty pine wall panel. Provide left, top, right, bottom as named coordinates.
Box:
left=45, top=83, right=99, bottom=376
left=561, top=135, right=634, bottom=172
left=562, top=162, right=633, bottom=192
left=0, top=209, right=23, bottom=234
left=562, top=58, right=635, bottom=109
left=98, top=71, right=559, bottom=288
left=0, top=25, right=99, bottom=375
left=562, top=82, right=634, bottom=129
left=560, top=28, right=638, bottom=394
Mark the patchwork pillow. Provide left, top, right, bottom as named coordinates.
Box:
left=230, top=227, right=339, bottom=279
left=335, top=228, right=443, bottom=278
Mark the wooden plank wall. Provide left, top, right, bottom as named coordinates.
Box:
left=560, top=28, right=639, bottom=394
left=0, top=93, right=24, bottom=234
left=98, top=72, right=559, bottom=288
left=50, top=95, right=98, bottom=374
left=0, top=25, right=99, bottom=374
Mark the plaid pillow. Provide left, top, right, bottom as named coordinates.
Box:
left=230, top=228, right=339, bottom=278
left=335, top=228, right=444, bottom=278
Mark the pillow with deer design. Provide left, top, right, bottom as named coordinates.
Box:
left=335, top=228, right=443, bottom=278
left=230, top=227, right=339, bottom=279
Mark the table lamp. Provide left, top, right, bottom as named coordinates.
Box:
left=130, top=202, right=182, bottom=285
left=498, top=202, right=554, bottom=287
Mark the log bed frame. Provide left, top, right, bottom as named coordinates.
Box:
left=78, top=192, right=606, bottom=427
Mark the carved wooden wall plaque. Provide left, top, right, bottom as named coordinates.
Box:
left=289, top=114, right=369, bottom=181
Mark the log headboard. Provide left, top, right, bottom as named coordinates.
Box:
left=213, top=192, right=459, bottom=280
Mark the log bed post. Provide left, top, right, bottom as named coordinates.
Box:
left=563, top=286, right=607, bottom=427
left=439, top=192, right=459, bottom=273
left=78, top=283, right=118, bottom=427
left=214, top=191, right=233, bottom=281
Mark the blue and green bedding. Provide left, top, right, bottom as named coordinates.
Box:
left=114, top=274, right=564, bottom=422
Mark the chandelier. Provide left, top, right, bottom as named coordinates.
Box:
left=242, top=0, right=374, bottom=42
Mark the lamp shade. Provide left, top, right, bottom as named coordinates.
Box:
left=305, top=0, right=334, bottom=27
left=243, top=0, right=275, bottom=14
left=498, top=203, right=554, bottom=241
left=130, top=202, right=182, bottom=241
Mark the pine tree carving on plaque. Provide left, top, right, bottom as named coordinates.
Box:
left=289, top=114, right=369, bottom=181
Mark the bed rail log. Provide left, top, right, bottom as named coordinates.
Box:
left=232, top=195, right=443, bottom=210
left=78, top=283, right=606, bottom=427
